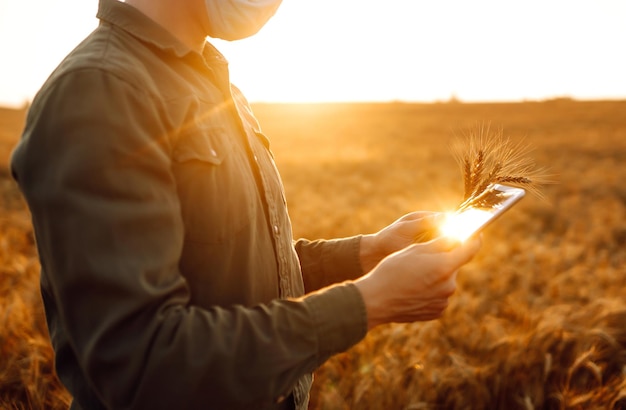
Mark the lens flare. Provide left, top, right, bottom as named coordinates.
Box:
left=440, top=208, right=494, bottom=241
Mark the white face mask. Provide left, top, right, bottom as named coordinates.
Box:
left=204, top=0, right=283, bottom=41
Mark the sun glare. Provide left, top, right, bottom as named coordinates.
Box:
left=440, top=208, right=494, bottom=242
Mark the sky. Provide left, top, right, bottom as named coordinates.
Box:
left=0, top=0, right=625, bottom=106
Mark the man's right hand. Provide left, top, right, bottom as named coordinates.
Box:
left=354, top=236, right=481, bottom=330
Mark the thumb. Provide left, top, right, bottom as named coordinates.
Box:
left=413, top=213, right=446, bottom=243
left=450, top=235, right=482, bottom=264
left=415, top=212, right=446, bottom=231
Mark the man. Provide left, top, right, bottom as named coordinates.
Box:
left=10, top=0, right=481, bottom=409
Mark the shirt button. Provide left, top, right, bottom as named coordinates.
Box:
left=273, top=225, right=279, bottom=234
left=210, top=148, right=218, bottom=157
left=253, top=154, right=258, bottom=162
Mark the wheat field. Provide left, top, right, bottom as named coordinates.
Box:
left=1, top=100, right=625, bottom=409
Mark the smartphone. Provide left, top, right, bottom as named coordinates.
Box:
left=439, top=184, right=526, bottom=241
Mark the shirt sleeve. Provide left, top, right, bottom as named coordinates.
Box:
left=294, top=236, right=365, bottom=292
left=11, top=68, right=367, bottom=410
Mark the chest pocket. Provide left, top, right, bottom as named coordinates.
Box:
left=172, top=125, right=257, bottom=244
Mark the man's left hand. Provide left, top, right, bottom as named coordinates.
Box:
left=359, top=211, right=443, bottom=273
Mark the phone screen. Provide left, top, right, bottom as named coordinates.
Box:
left=439, top=184, right=526, bottom=241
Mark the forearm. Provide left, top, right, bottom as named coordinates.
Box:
left=83, top=283, right=366, bottom=409
left=294, top=236, right=364, bottom=292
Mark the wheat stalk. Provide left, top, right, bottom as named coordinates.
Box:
left=452, top=124, right=548, bottom=211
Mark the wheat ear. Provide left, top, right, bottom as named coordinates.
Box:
left=453, top=125, right=549, bottom=210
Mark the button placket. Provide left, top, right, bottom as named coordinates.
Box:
left=239, top=122, right=296, bottom=299
left=268, top=203, right=290, bottom=297
left=253, top=149, right=291, bottom=296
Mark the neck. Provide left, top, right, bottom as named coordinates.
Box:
left=124, top=0, right=210, bottom=53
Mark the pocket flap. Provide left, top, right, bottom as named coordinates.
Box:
left=173, top=127, right=228, bottom=165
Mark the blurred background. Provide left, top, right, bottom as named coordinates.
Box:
left=1, top=0, right=625, bottom=107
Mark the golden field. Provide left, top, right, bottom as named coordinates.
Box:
left=1, top=99, right=625, bottom=409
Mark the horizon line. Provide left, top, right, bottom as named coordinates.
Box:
left=1, top=96, right=626, bottom=111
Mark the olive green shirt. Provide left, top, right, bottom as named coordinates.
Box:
left=10, top=0, right=367, bottom=408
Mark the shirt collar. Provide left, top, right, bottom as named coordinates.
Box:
left=96, top=0, right=226, bottom=62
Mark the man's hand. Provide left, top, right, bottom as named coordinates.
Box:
left=354, top=235, right=481, bottom=330
left=359, top=212, right=443, bottom=273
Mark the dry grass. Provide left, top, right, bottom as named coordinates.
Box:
left=1, top=99, right=626, bottom=409
left=0, top=106, right=26, bottom=173
left=254, top=99, right=626, bottom=410
left=0, top=210, right=72, bottom=409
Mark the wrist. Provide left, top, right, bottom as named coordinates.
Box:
left=359, top=234, right=382, bottom=273
left=354, top=277, right=385, bottom=330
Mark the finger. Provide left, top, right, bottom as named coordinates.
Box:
left=462, top=235, right=482, bottom=257
left=447, top=235, right=482, bottom=265
left=418, top=235, right=461, bottom=253
left=397, top=211, right=437, bottom=222
left=439, top=274, right=458, bottom=297
left=396, top=299, right=450, bottom=322
left=416, top=300, right=451, bottom=320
